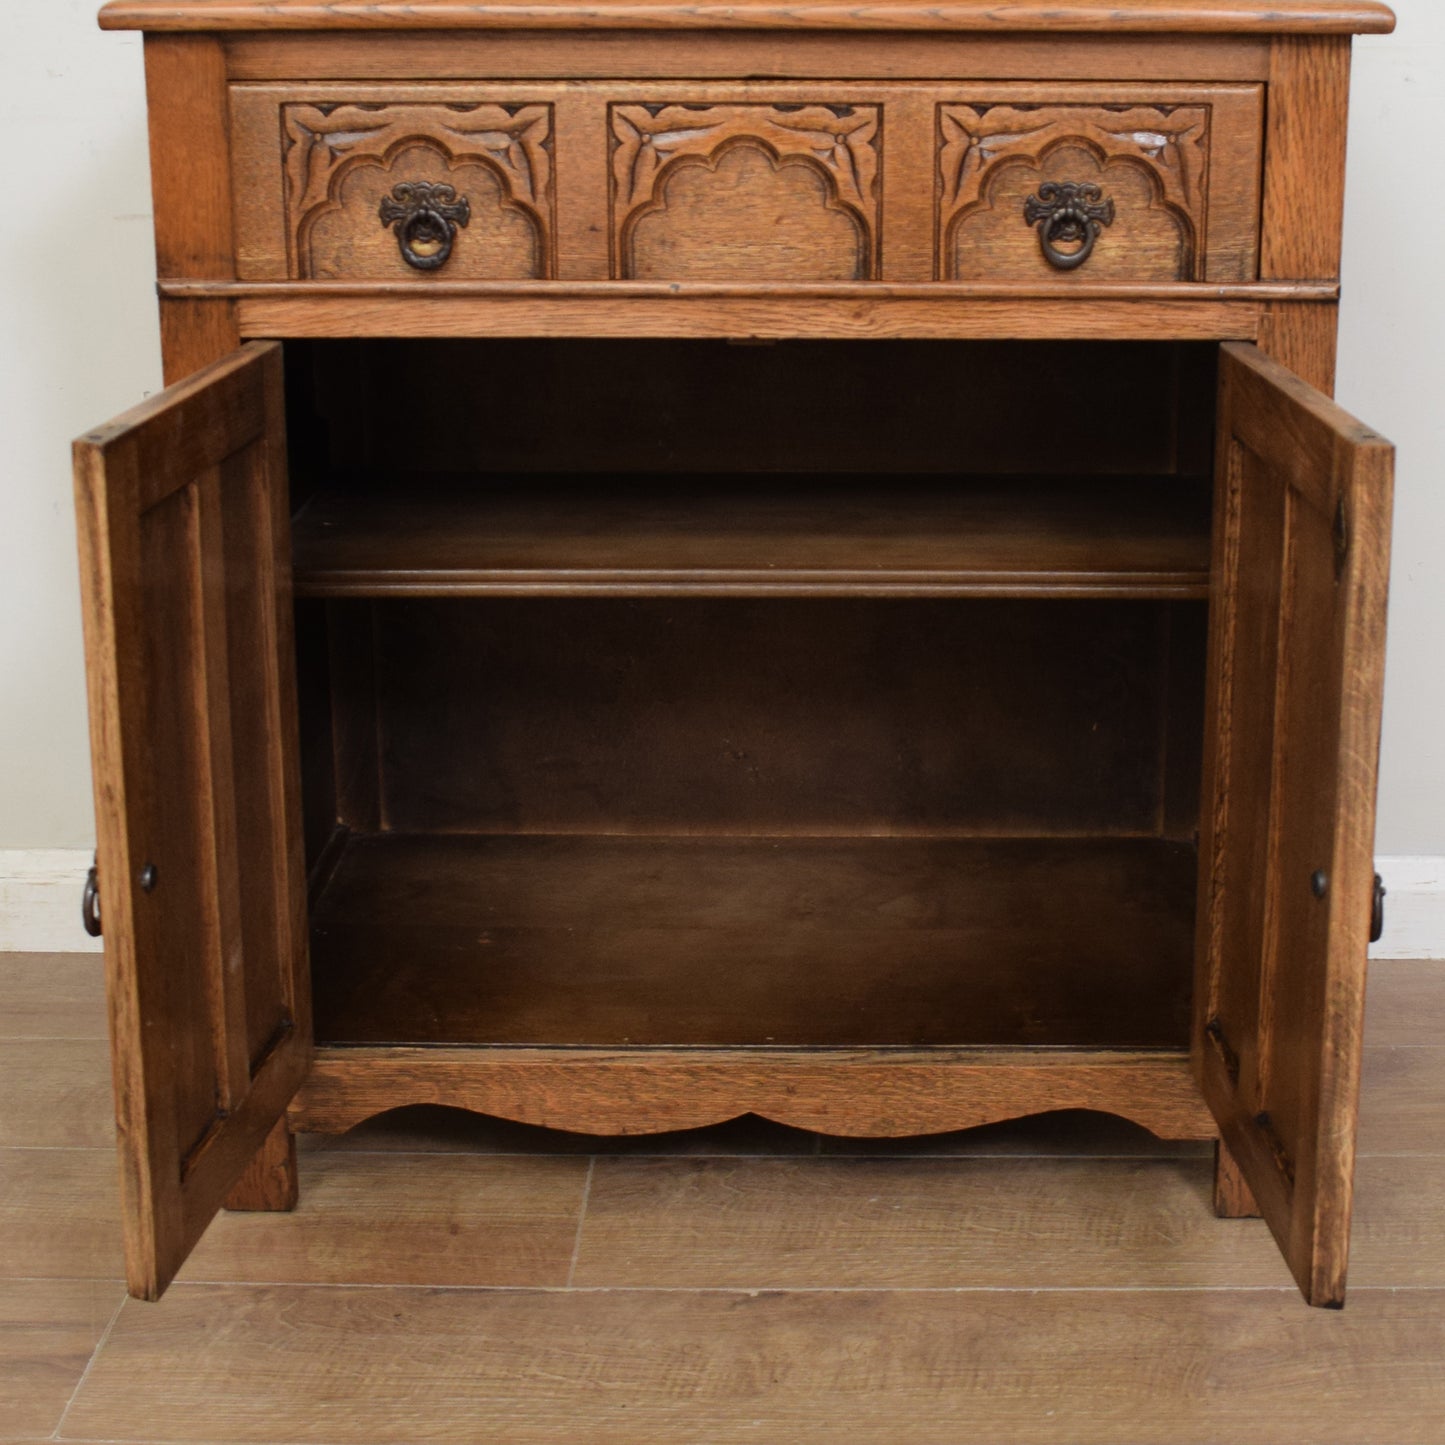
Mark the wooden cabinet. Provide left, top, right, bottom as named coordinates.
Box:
left=75, top=0, right=1397, bottom=1307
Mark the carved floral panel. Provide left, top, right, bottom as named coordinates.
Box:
left=282, top=102, right=554, bottom=280
left=937, top=104, right=1212, bottom=282
left=610, top=104, right=881, bottom=282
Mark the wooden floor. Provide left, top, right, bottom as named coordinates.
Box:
left=3, top=951, right=1444, bottom=1443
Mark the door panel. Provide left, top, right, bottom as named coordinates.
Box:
left=74, top=342, right=310, bottom=1300
left=1195, top=342, right=1393, bottom=1307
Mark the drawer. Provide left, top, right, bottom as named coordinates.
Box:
left=232, top=89, right=558, bottom=280
left=231, top=82, right=1261, bottom=285
left=233, top=83, right=885, bottom=283
left=936, top=87, right=1264, bottom=283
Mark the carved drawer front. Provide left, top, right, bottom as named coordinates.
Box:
left=232, top=92, right=555, bottom=280
left=937, top=88, right=1263, bottom=283
left=610, top=104, right=881, bottom=282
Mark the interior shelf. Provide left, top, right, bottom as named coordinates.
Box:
left=309, top=832, right=1197, bottom=1050
left=290, top=474, right=1211, bottom=600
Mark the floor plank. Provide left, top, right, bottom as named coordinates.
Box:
left=7, top=952, right=1445, bottom=1445
left=1357, top=1046, right=1445, bottom=1155
left=569, top=1151, right=1445, bottom=1293
left=179, top=1152, right=590, bottom=1288
left=0, top=1039, right=113, bottom=1149
left=573, top=1155, right=1295, bottom=1289
left=1365, top=959, right=1445, bottom=1046
left=0, top=1148, right=123, bottom=1279
left=1349, top=1154, right=1445, bottom=1286
left=63, top=1284, right=1445, bottom=1445
left=0, top=953, right=107, bottom=1041
left=0, top=1277, right=123, bottom=1440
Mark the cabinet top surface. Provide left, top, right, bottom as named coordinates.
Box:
left=98, top=0, right=1395, bottom=33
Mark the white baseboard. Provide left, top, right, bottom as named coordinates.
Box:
left=1371, top=856, right=1445, bottom=960
left=0, top=849, right=103, bottom=953
left=1, top=847, right=1442, bottom=958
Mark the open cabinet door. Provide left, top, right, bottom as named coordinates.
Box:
left=74, top=342, right=311, bottom=1300
left=1196, top=342, right=1393, bottom=1307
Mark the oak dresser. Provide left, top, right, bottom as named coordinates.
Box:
left=74, top=0, right=1397, bottom=1305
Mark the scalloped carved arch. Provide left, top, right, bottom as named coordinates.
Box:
left=291, top=1050, right=1215, bottom=1143
left=610, top=103, right=881, bottom=281
left=282, top=101, right=554, bottom=279
left=937, top=103, right=1211, bottom=282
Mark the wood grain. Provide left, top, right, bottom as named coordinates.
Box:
left=1356, top=1046, right=1445, bottom=1156
left=222, top=1117, right=299, bottom=1213
left=143, top=33, right=242, bottom=381
left=143, top=35, right=233, bottom=282
left=0, top=1149, right=125, bottom=1280
left=611, top=103, right=879, bottom=281
left=99, top=0, right=1399, bottom=34
left=328, top=598, right=1195, bottom=834
left=571, top=1155, right=1294, bottom=1288
left=0, top=953, right=108, bottom=1039
left=1257, top=300, right=1340, bottom=394
left=0, top=1279, right=126, bottom=1440
left=221, top=32, right=1274, bottom=84
left=290, top=475, right=1212, bottom=599
left=298, top=335, right=1215, bottom=479
left=230, top=89, right=555, bottom=282
left=1261, top=36, right=1352, bottom=281
left=158, top=298, right=241, bottom=385
left=170, top=280, right=1320, bottom=349
left=1193, top=342, right=1395, bottom=1306
left=0, top=1040, right=113, bottom=1149
left=73, top=342, right=312, bottom=1299
left=1348, top=1155, right=1445, bottom=1286
left=290, top=1046, right=1215, bottom=1140
left=937, top=87, right=1262, bottom=284
left=163, top=278, right=1335, bottom=300
left=1363, top=961, right=1445, bottom=1046
left=1213, top=1136, right=1261, bottom=1217
left=230, top=77, right=1263, bottom=287
left=232, top=292, right=1271, bottom=340
left=185, top=1151, right=589, bottom=1285
left=84, top=0, right=1396, bottom=1313
left=307, top=834, right=1198, bottom=1049
left=62, top=1286, right=1445, bottom=1445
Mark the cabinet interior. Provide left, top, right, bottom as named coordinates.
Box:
left=285, top=338, right=1217, bottom=1052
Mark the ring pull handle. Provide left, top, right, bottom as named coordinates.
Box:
left=82, top=857, right=102, bottom=938
left=1023, top=181, right=1116, bottom=272
left=378, top=181, right=471, bottom=272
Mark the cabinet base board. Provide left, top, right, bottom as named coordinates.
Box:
left=290, top=1045, right=1216, bottom=1141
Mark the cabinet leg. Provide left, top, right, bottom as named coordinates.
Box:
left=224, top=1117, right=299, bottom=1212
left=1213, top=1137, right=1260, bottom=1219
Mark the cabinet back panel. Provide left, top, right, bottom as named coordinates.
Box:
left=295, top=600, right=341, bottom=873
left=311, top=597, right=1208, bottom=837
left=291, top=339, right=1217, bottom=480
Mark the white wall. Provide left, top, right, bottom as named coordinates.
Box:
left=1338, top=2, right=1445, bottom=855
left=0, top=0, right=159, bottom=849
left=0, top=1, right=1440, bottom=855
